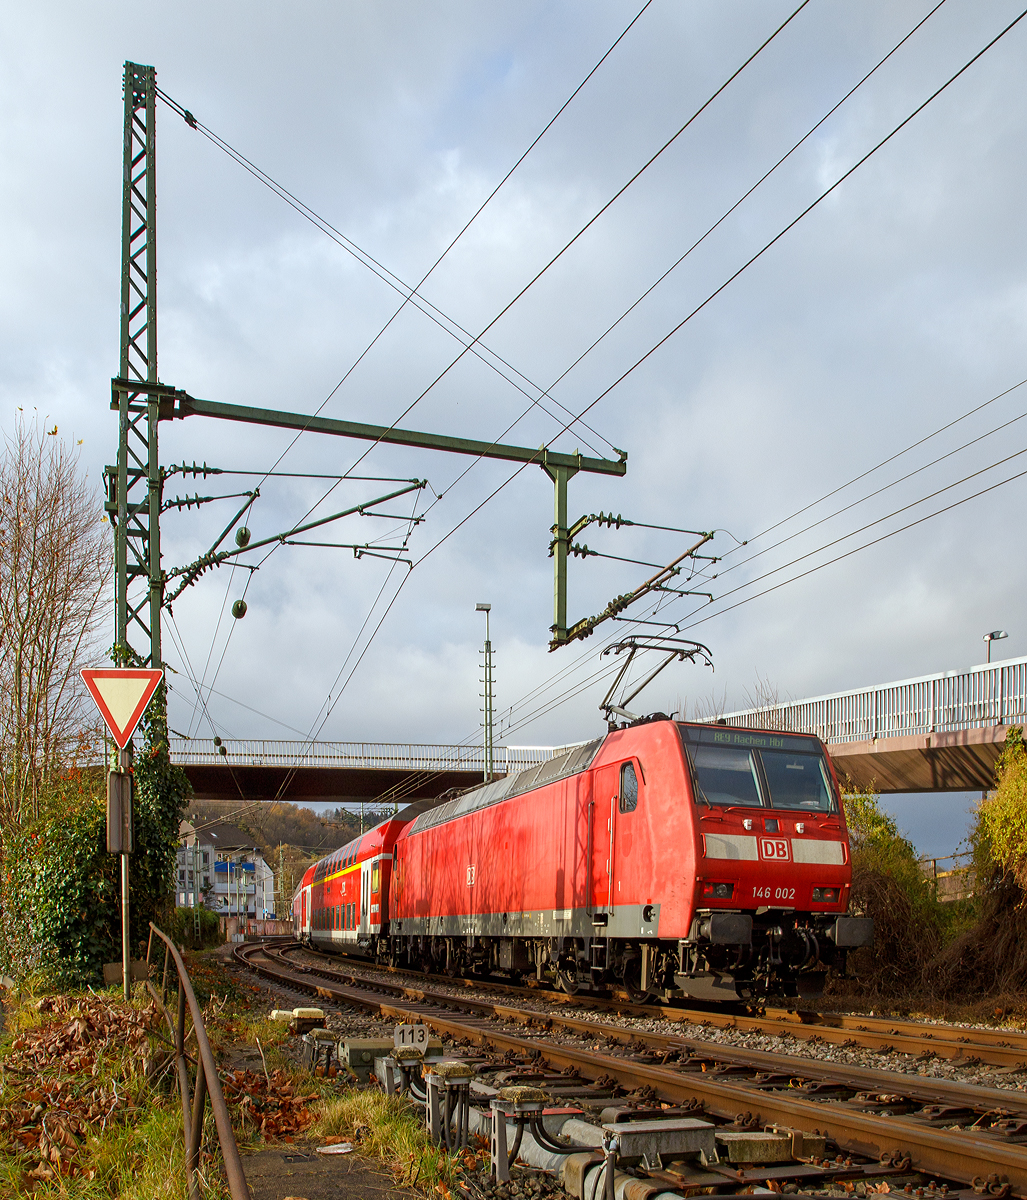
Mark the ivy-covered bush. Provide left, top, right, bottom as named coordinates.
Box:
left=127, top=678, right=192, bottom=954
left=0, top=769, right=119, bottom=988
left=0, top=677, right=192, bottom=989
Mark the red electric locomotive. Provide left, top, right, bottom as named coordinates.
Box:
left=294, top=717, right=872, bottom=1001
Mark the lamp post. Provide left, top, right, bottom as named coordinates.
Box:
left=984, top=630, right=1008, bottom=664
left=476, top=603, right=494, bottom=781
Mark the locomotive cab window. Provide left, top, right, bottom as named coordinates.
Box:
left=690, top=744, right=763, bottom=807
left=619, top=762, right=639, bottom=813
left=761, top=749, right=835, bottom=812
left=678, top=725, right=838, bottom=813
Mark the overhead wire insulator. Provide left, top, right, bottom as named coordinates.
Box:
left=166, top=461, right=222, bottom=479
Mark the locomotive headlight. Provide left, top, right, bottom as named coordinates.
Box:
left=812, top=886, right=840, bottom=903
left=702, top=881, right=734, bottom=899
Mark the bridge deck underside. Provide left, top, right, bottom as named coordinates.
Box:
left=182, top=763, right=484, bottom=804
left=827, top=725, right=1007, bottom=793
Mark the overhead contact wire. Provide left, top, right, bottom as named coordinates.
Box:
left=691, top=397, right=1027, bottom=591
left=332, top=0, right=813, bottom=481
left=555, top=4, right=1027, bottom=433
left=684, top=464, right=1027, bottom=632
left=668, top=442, right=1027, bottom=630
left=536, top=0, right=949, bottom=402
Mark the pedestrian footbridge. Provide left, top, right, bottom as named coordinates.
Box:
left=170, top=657, right=1027, bottom=804
left=170, top=738, right=557, bottom=809
left=719, top=657, right=1027, bottom=793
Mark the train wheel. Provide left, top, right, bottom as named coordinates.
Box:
left=623, top=958, right=653, bottom=1002
left=556, top=967, right=579, bottom=995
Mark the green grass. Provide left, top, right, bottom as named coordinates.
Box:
left=0, top=950, right=467, bottom=1198
left=313, top=1089, right=464, bottom=1194
left=0, top=982, right=237, bottom=1199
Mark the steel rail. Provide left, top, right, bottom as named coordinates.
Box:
left=280, top=943, right=1027, bottom=1069
left=264, top=945, right=1027, bottom=1113
left=766, top=1007, right=1027, bottom=1051
left=148, top=924, right=251, bottom=1200
left=236, top=943, right=1027, bottom=1194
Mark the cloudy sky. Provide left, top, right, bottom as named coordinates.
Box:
left=3, top=1, right=1026, bottom=854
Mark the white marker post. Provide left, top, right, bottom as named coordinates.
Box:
left=81, top=668, right=163, bottom=1000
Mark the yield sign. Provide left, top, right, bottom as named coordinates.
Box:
left=81, top=668, right=164, bottom=749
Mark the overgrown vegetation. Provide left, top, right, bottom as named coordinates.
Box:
left=1, top=772, right=118, bottom=988
left=315, top=1090, right=461, bottom=1194
left=0, top=419, right=191, bottom=988
left=840, top=783, right=946, bottom=996
left=932, top=727, right=1027, bottom=998
left=0, top=985, right=212, bottom=1198
left=163, top=905, right=222, bottom=950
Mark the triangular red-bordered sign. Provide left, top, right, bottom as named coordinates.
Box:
left=81, top=668, right=164, bottom=749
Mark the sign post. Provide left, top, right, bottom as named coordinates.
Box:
left=81, top=668, right=163, bottom=1000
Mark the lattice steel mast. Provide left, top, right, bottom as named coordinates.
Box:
left=109, top=61, right=162, bottom=668
left=107, top=63, right=713, bottom=677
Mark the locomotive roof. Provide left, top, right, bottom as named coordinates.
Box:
left=407, top=737, right=605, bottom=835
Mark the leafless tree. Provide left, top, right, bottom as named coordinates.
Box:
left=688, top=688, right=728, bottom=722
left=686, top=675, right=798, bottom=731
left=740, top=673, right=795, bottom=732
left=0, top=416, right=112, bottom=824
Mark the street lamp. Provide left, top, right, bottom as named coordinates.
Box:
left=984, top=630, right=1008, bottom=664
left=476, top=603, right=494, bottom=781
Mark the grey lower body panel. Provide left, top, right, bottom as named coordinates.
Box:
left=310, top=929, right=377, bottom=955
left=390, top=903, right=661, bottom=941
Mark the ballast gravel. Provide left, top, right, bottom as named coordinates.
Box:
left=245, top=946, right=1027, bottom=1094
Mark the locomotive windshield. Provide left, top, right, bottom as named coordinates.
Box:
left=760, top=748, right=834, bottom=811
left=678, top=725, right=837, bottom=813
left=689, top=744, right=763, bottom=807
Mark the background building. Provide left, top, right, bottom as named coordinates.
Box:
left=176, top=820, right=276, bottom=919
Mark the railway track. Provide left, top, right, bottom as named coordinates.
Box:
left=235, top=940, right=1027, bottom=1196
left=281, top=942, right=1027, bottom=1071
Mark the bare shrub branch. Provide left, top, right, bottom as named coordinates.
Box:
left=0, top=416, right=112, bottom=824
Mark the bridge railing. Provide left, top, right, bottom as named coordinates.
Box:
left=168, top=738, right=560, bottom=774
left=718, top=656, right=1027, bottom=745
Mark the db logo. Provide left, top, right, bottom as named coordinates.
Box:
left=466, top=864, right=476, bottom=886
left=759, top=838, right=791, bottom=862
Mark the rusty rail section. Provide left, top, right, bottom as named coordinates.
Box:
left=146, top=923, right=251, bottom=1200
